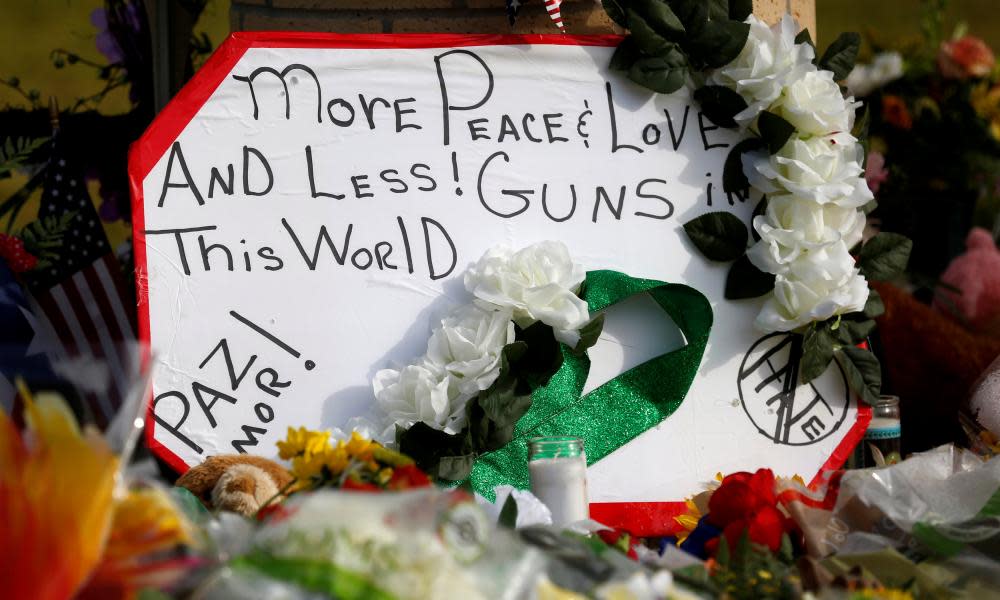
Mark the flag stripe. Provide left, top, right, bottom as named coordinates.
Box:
left=34, top=291, right=78, bottom=355
left=96, top=255, right=136, bottom=338
left=74, top=269, right=129, bottom=406
left=51, top=282, right=115, bottom=420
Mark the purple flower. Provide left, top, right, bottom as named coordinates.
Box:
left=90, top=8, right=122, bottom=64
left=864, top=151, right=889, bottom=195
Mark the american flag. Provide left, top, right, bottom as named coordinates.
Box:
left=20, top=133, right=135, bottom=428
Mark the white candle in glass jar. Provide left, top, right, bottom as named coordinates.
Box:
left=528, top=437, right=589, bottom=527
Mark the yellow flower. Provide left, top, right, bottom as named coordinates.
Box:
left=0, top=389, right=118, bottom=600
left=344, top=430, right=374, bottom=459
left=855, top=588, right=915, bottom=600
left=325, top=445, right=350, bottom=476
left=291, top=450, right=328, bottom=482
left=674, top=498, right=703, bottom=546
left=276, top=426, right=331, bottom=460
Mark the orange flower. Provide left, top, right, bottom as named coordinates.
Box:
left=881, top=95, right=913, bottom=130
left=0, top=391, right=119, bottom=600
left=938, top=35, right=996, bottom=79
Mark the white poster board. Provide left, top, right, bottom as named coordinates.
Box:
left=132, top=34, right=864, bottom=510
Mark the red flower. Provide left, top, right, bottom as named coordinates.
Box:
left=341, top=477, right=380, bottom=492
left=386, top=465, right=432, bottom=490
left=938, top=36, right=995, bottom=79
left=707, top=469, right=776, bottom=528
left=597, top=528, right=639, bottom=560
left=704, top=468, right=799, bottom=555
left=881, top=95, right=913, bottom=130
left=0, top=234, right=38, bottom=273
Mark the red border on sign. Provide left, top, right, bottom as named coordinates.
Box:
left=130, top=32, right=872, bottom=535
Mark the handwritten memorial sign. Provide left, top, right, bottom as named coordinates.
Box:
left=131, top=34, right=867, bottom=508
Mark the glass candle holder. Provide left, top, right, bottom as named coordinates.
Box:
left=850, top=395, right=902, bottom=468
left=528, top=436, right=589, bottom=527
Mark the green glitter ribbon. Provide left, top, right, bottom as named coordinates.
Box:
left=468, top=269, right=713, bottom=499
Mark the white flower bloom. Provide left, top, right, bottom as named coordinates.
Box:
left=374, top=363, right=464, bottom=436
left=709, top=15, right=815, bottom=126
left=464, top=241, right=589, bottom=346
left=748, top=195, right=866, bottom=273
left=772, top=69, right=859, bottom=136
left=425, top=304, right=515, bottom=398
left=744, top=131, right=873, bottom=208
left=755, top=265, right=869, bottom=332
left=845, top=51, right=904, bottom=97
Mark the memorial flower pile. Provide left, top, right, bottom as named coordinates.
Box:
left=276, top=427, right=431, bottom=492
left=374, top=241, right=602, bottom=481
left=604, top=2, right=913, bottom=404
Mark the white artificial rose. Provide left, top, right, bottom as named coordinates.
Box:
left=425, top=304, right=515, bottom=398
left=772, top=69, right=859, bottom=136
left=709, top=15, right=815, bottom=126
left=845, top=51, right=904, bottom=97
left=373, top=363, right=464, bottom=436
left=744, top=131, right=874, bottom=208
left=747, top=195, right=866, bottom=274
left=464, top=241, right=589, bottom=346
left=756, top=267, right=869, bottom=332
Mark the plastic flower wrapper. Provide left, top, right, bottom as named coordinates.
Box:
left=196, top=486, right=545, bottom=600
left=476, top=484, right=553, bottom=528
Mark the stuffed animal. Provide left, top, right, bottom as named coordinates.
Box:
left=175, top=454, right=293, bottom=517
left=935, top=227, right=1000, bottom=334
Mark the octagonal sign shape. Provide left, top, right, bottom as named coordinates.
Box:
left=130, top=32, right=870, bottom=534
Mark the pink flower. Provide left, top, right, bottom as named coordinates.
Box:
left=938, top=36, right=996, bottom=79
left=864, top=151, right=889, bottom=195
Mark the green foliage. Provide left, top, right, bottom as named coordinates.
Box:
left=498, top=494, right=519, bottom=529
left=800, top=325, right=836, bottom=384
left=757, top=111, right=796, bottom=154
left=835, top=345, right=882, bottom=405
left=0, top=136, right=49, bottom=180
left=683, top=211, right=748, bottom=262
left=572, top=313, right=606, bottom=355
left=817, top=32, right=861, bottom=81
left=858, top=232, right=913, bottom=281
left=694, top=85, right=748, bottom=128
left=711, top=533, right=800, bottom=600
left=18, top=211, right=75, bottom=269
left=723, top=138, right=765, bottom=193
left=725, top=254, right=775, bottom=300
left=604, top=0, right=751, bottom=93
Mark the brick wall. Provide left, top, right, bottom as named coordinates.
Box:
left=230, top=0, right=817, bottom=37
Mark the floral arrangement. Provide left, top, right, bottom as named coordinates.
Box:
left=603, top=1, right=913, bottom=404
left=373, top=241, right=602, bottom=481
left=841, top=3, right=1000, bottom=291
left=276, top=426, right=431, bottom=493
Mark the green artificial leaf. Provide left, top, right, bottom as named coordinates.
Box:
left=512, top=322, right=564, bottom=389
left=800, top=325, right=835, bottom=384
left=794, top=28, right=815, bottom=51
left=437, top=453, right=477, bottom=481
left=729, top=0, right=753, bottom=21
left=398, top=422, right=472, bottom=480
left=610, top=36, right=641, bottom=71
left=693, top=85, right=748, bottom=129
left=835, top=346, right=881, bottom=405
left=627, top=7, right=677, bottom=55
left=858, top=232, right=912, bottom=281
left=572, top=313, right=605, bottom=355
left=633, top=0, right=686, bottom=39
left=818, top=31, right=861, bottom=80
left=469, top=376, right=533, bottom=452
left=863, top=289, right=885, bottom=319
left=627, top=52, right=688, bottom=94
left=723, top=138, right=764, bottom=193
left=750, top=196, right=767, bottom=241
left=0, top=136, right=49, bottom=180
left=706, top=0, right=729, bottom=20
left=779, top=533, right=795, bottom=564
left=716, top=534, right=732, bottom=567
left=603, top=0, right=629, bottom=28
left=852, top=105, right=871, bottom=165
left=687, top=19, right=751, bottom=69
left=758, top=110, right=796, bottom=154
left=835, top=317, right=876, bottom=346
left=725, top=254, right=775, bottom=299
left=668, top=0, right=709, bottom=39
left=684, top=211, right=748, bottom=262
left=498, top=493, right=519, bottom=529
